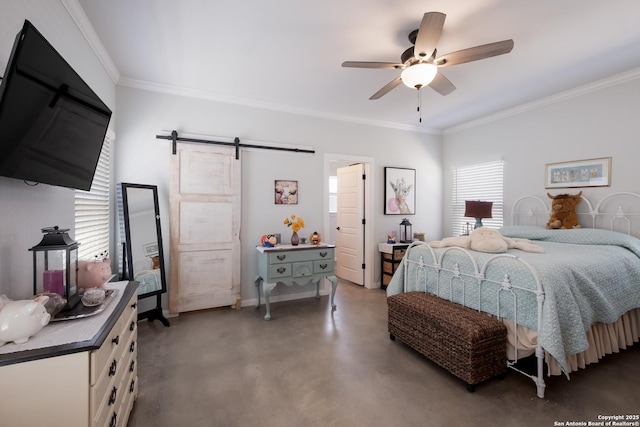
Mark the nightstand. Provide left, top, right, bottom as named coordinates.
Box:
left=378, top=242, right=410, bottom=290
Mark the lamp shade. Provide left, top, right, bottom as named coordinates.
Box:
left=401, top=63, right=437, bottom=89
left=464, top=201, right=493, bottom=219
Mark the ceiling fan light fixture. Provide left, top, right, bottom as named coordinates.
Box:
left=401, top=63, right=437, bottom=89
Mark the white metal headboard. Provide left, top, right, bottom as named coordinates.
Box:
left=511, top=192, right=640, bottom=237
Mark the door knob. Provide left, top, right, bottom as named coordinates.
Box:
left=336, top=227, right=340, bottom=230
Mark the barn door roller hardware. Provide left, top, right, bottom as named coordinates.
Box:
left=156, top=130, right=315, bottom=159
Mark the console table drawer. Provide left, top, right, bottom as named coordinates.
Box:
left=268, top=248, right=334, bottom=264
left=314, top=259, right=334, bottom=274
left=268, top=263, right=292, bottom=278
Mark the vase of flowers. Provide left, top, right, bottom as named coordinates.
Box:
left=284, top=215, right=305, bottom=246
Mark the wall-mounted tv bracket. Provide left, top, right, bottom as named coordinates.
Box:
left=156, top=130, right=315, bottom=160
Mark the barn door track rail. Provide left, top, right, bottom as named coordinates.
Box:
left=156, top=130, right=315, bottom=159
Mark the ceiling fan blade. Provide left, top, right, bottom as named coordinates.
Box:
left=429, top=72, right=456, bottom=96
left=414, top=12, right=446, bottom=60
left=369, top=77, right=403, bottom=100
left=342, top=61, right=404, bottom=69
left=435, top=39, right=514, bottom=67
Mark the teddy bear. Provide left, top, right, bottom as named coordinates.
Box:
left=546, top=191, right=582, bottom=229
left=429, top=227, right=543, bottom=254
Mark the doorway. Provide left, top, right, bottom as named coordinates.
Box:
left=324, top=153, right=375, bottom=289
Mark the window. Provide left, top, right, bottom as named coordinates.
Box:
left=75, top=135, right=110, bottom=259
left=329, top=175, right=337, bottom=213
left=451, top=160, right=504, bottom=236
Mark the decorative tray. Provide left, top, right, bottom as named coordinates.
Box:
left=52, top=289, right=118, bottom=322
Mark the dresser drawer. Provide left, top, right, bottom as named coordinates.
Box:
left=292, top=262, right=313, bottom=278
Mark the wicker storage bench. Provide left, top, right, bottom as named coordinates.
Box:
left=388, top=291, right=507, bottom=392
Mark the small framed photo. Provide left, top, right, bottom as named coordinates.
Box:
left=142, top=242, right=159, bottom=257
left=545, top=157, right=611, bottom=188
left=384, top=167, right=416, bottom=215
left=275, top=180, right=298, bottom=204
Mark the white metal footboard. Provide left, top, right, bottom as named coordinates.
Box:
left=401, top=241, right=547, bottom=398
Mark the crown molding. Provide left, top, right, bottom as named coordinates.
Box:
left=444, top=67, right=640, bottom=135
left=118, top=76, right=442, bottom=136
left=61, top=0, right=120, bottom=84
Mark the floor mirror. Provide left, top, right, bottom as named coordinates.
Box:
left=118, top=182, right=170, bottom=326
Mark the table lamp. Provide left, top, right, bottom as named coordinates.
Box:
left=464, top=201, right=493, bottom=229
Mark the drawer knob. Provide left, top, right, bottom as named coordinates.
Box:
left=277, top=267, right=286, bottom=274
left=319, top=251, right=328, bottom=257
left=110, top=412, right=117, bottom=427
left=109, top=359, right=117, bottom=377
left=129, top=341, right=136, bottom=353
left=112, top=335, right=120, bottom=345
left=319, top=263, right=328, bottom=270
left=131, top=302, right=137, bottom=309
left=108, top=386, right=117, bottom=405
left=129, top=360, right=135, bottom=373
left=129, top=378, right=136, bottom=393
left=277, top=254, right=286, bottom=261
left=129, top=321, right=135, bottom=332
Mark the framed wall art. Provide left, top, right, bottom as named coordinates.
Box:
left=545, top=157, right=611, bottom=189
left=274, top=180, right=298, bottom=204
left=384, top=167, right=415, bottom=215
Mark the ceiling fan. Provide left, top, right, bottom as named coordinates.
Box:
left=342, top=12, right=514, bottom=100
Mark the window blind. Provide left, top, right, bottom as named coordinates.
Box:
left=451, top=160, right=504, bottom=236
left=75, top=135, right=110, bottom=259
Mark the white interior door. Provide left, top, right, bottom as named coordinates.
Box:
left=335, top=164, right=364, bottom=285
left=169, top=143, right=241, bottom=313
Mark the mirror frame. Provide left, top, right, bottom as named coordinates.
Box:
left=119, top=183, right=168, bottom=298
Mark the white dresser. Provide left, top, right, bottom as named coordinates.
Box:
left=0, top=281, right=138, bottom=427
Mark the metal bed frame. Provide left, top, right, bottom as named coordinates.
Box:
left=399, top=192, right=640, bottom=398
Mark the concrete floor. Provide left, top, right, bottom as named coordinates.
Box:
left=127, top=281, right=639, bottom=427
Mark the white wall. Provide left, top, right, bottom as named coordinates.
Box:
left=441, top=72, right=640, bottom=237
left=0, top=1, right=116, bottom=299
left=114, top=86, right=443, bottom=307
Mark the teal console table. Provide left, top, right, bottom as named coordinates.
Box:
left=255, top=244, right=337, bottom=320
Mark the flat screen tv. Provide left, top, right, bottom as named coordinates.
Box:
left=0, top=20, right=112, bottom=191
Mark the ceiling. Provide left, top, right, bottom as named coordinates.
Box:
left=76, top=0, right=640, bottom=133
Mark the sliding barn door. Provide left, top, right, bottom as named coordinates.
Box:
left=169, top=143, right=241, bottom=313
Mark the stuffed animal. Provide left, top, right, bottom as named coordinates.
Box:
left=429, top=227, right=544, bottom=254
left=78, top=258, right=112, bottom=288
left=546, top=191, right=582, bottom=229
left=310, top=232, right=321, bottom=245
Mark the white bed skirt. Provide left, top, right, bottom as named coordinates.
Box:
left=505, top=308, right=640, bottom=376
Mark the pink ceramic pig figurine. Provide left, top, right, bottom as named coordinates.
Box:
left=78, top=258, right=112, bottom=289
left=0, top=295, right=51, bottom=346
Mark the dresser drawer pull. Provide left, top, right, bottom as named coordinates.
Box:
left=110, top=412, right=117, bottom=427
left=131, top=302, right=137, bottom=309
left=277, top=267, right=286, bottom=274
left=129, top=321, right=136, bottom=332
left=277, top=254, right=286, bottom=261
left=129, top=341, right=136, bottom=353
left=109, top=359, right=118, bottom=377
left=112, top=335, right=120, bottom=345
left=129, top=360, right=135, bottom=373
left=129, top=378, right=136, bottom=393
left=319, top=263, right=328, bottom=270
left=108, top=386, right=118, bottom=405
left=319, top=251, right=328, bottom=257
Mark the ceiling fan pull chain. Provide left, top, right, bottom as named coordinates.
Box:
left=417, top=89, right=422, bottom=123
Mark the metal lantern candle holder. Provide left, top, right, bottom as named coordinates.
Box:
left=399, top=218, right=413, bottom=243
left=29, top=226, right=80, bottom=310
